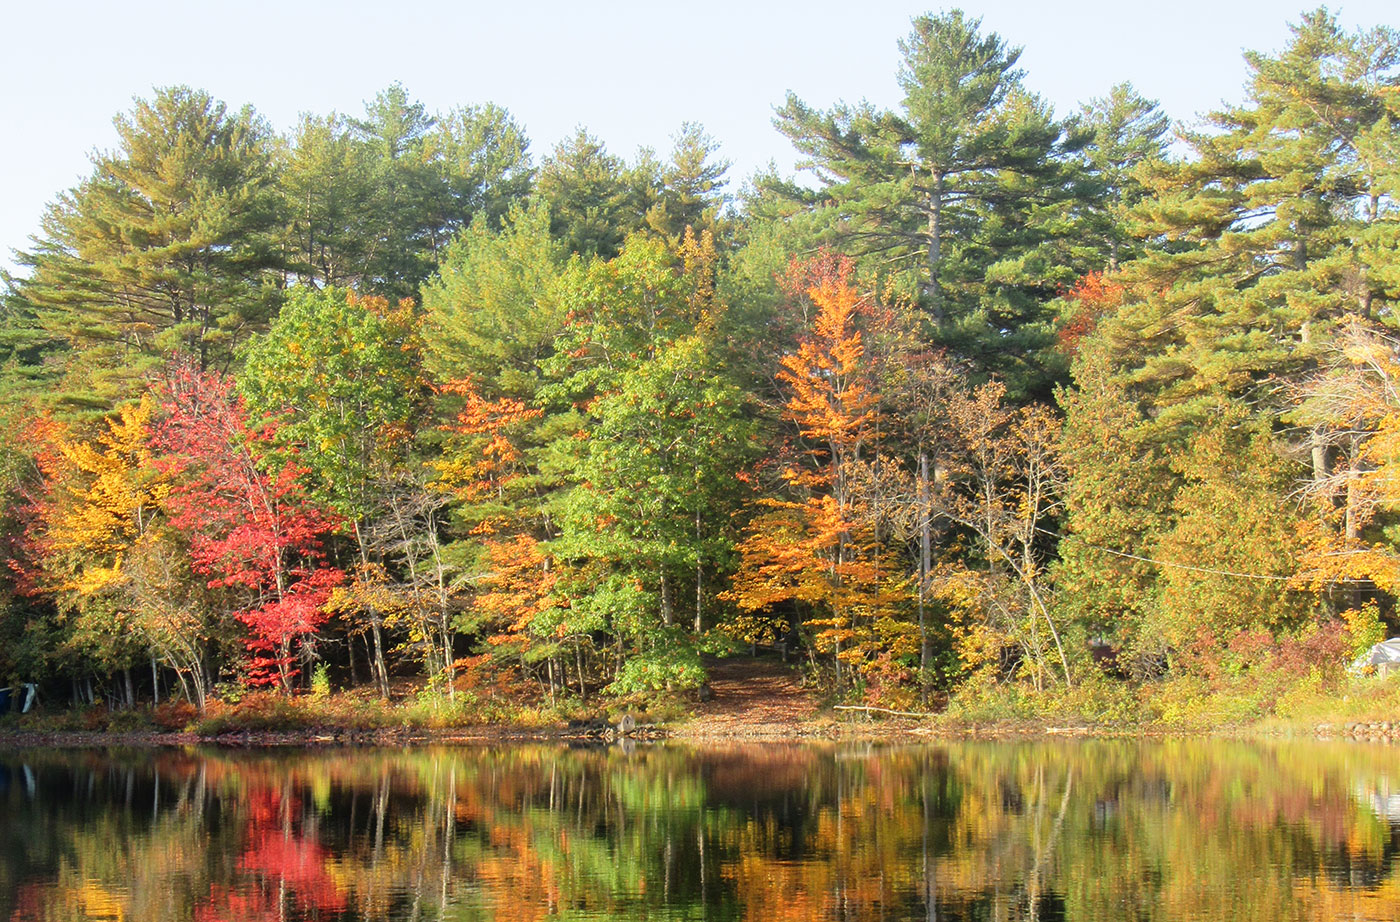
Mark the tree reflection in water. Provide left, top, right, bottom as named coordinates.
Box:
left=2, top=741, right=1399, bottom=921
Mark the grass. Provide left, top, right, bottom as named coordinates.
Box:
left=931, top=660, right=1400, bottom=737
left=0, top=681, right=682, bottom=738
left=6, top=664, right=1400, bottom=740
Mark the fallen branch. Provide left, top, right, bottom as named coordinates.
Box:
left=834, top=705, right=937, bottom=719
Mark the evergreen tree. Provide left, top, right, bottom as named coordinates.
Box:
left=1069, top=82, right=1171, bottom=271
left=1123, top=10, right=1399, bottom=406
left=536, top=129, right=635, bottom=260
left=1058, top=10, right=1400, bottom=659
left=644, top=123, right=731, bottom=242
left=19, top=86, right=283, bottom=410
left=289, top=89, right=533, bottom=299
left=349, top=84, right=441, bottom=298
left=773, top=10, right=1082, bottom=393
left=279, top=112, right=376, bottom=289
left=420, top=198, right=566, bottom=398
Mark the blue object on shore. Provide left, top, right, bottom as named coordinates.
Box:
left=0, top=686, right=11, bottom=717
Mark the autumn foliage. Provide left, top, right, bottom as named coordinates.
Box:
left=154, top=362, right=344, bottom=690
left=729, top=256, right=901, bottom=683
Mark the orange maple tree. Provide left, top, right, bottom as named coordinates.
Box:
left=727, top=255, right=901, bottom=682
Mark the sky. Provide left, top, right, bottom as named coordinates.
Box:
left=2, top=0, right=1394, bottom=277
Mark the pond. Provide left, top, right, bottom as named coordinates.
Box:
left=1, top=739, right=1398, bottom=920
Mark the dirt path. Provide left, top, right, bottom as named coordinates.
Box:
left=672, top=657, right=828, bottom=739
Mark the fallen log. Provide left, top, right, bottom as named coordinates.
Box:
left=833, top=705, right=937, bottom=719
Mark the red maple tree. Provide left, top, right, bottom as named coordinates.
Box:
left=153, top=361, right=344, bottom=691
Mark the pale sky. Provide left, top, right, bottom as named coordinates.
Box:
left=2, top=1, right=1394, bottom=277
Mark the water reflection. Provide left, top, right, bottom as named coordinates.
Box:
left=2, top=740, right=1399, bottom=920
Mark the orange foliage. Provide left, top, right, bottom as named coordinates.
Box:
left=436, top=377, right=541, bottom=531
left=728, top=257, right=900, bottom=676
left=1057, top=271, right=1125, bottom=356
left=473, top=533, right=561, bottom=650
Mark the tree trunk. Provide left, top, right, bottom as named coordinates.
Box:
left=918, top=451, right=932, bottom=698
left=695, top=506, right=703, bottom=634
left=660, top=572, right=674, bottom=627
left=1310, top=427, right=1329, bottom=496
left=369, top=618, right=390, bottom=700
left=353, top=519, right=392, bottom=700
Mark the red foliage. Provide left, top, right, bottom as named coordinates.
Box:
left=153, top=361, right=344, bottom=690
left=4, top=415, right=67, bottom=596
left=238, top=831, right=347, bottom=913
left=1056, top=272, right=1125, bottom=356
left=194, top=788, right=348, bottom=921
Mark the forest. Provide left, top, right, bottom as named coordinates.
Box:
left=1, top=7, right=1398, bottom=726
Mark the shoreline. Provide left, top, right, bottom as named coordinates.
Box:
left=2, top=716, right=1392, bottom=749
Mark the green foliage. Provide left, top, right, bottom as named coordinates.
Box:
left=1067, top=82, right=1170, bottom=270
left=6, top=9, right=1400, bottom=722
left=310, top=663, right=331, bottom=699
left=19, top=86, right=283, bottom=411
left=773, top=10, right=1085, bottom=395
left=239, top=287, right=422, bottom=524
left=421, top=198, right=565, bottom=395
left=347, top=85, right=535, bottom=299
left=546, top=235, right=755, bottom=646
left=535, top=129, right=640, bottom=260
left=1151, top=412, right=1318, bottom=651
left=604, top=633, right=706, bottom=696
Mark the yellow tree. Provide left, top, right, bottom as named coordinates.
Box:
left=30, top=398, right=175, bottom=701
left=42, top=398, right=165, bottom=593
left=1293, top=321, right=1400, bottom=629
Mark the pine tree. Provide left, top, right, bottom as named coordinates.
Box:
left=19, top=86, right=283, bottom=410
left=279, top=112, right=376, bottom=289
left=420, top=198, right=566, bottom=397
left=536, top=129, right=641, bottom=260
left=1069, top=83, right=1170, bottom=271
left=773, top=10, right=1082, bottom=393
left=1057, top=10, right=1400, bottom=659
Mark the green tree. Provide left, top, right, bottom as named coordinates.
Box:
left=536, top=129, right=639, bottom=260
left=239, top=288, right=424, bottom=695
left=285, top=90, right=532, bottom=300
left=424, top=103, right=534, bottom=235
left=559, top=334, right=756, bottom=635
left=19, top=86, right=282, bottom=410
left=279, top=112, right=375, bottom=289
left=1123, top=10, right=1400, bottom=409
left=349, top=84, right=441, bottom=298
left=541, top=234, right=752, bottom=688
left=1057, top=10, right=1400, bottom=662
left=773, top=10, right=1081, bottom=392
left=644, top=123, right=731, bottom=242
left=420, top=198, right=566, bottom=398
left=1069, top=82, right=1170, bottom=271
left=1155, top=413, right=1317, bottom=654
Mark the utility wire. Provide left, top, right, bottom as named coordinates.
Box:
left=1038, top=526, right=1370, bottom=585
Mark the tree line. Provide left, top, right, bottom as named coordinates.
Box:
left=2, top=7, right=1398, bottom=713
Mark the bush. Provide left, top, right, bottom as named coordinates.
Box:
left=152, top=700, right=199, bottom=731
left=605, top=641, right=705, bottom=697
left=191, top=692, right=316, bottom=735
left=310, top=664, right=331, bottom=699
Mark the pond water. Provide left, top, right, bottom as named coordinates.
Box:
left=1, top=739, right=1399, bottom=920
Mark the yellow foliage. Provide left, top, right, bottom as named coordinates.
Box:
left=42, top=397, right=166, bottom=596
